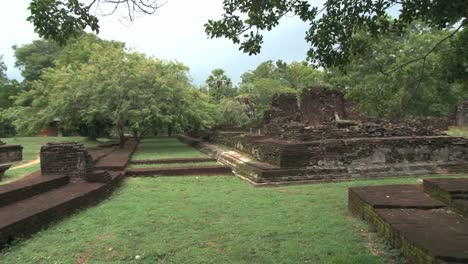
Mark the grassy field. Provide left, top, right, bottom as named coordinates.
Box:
left=1, top=137, right=467, bottom=263
left=131, top=138, right=208, bottom=160
left=4, top=174, right=468, bottom=264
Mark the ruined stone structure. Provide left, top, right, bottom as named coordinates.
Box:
left=0, top=144, right=23, bottom=180
left=0, top=144, right=23, bottom=163
left=183, top=85, right=468, bottom=184
left=456, top=100, right=468, bottom=127
left=40, top=142, right=94, bottom=182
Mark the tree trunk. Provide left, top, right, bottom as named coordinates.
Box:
left=168, top=125, right=173, bottom=137
left=117, top=125, right=125, bottom=148
left=133, top=128, right=140, bottom=143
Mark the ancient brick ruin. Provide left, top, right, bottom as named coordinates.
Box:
left=456, top=100, right=468, bottom=127
left=183, top=85, right=468, bottom=184
left=0, top=143, right=23, bottom=180
left=40, top=142, right=94, bottom=182
left=0, top=144, right=23, bottom=164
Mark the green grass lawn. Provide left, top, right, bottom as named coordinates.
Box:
left=3, top=175, right=467, bottom=263
left=129, top=161, right=220, bottom=169
left=447, top=127, right=468, bottom=137
left=2, top=137, right=467, bottom=263
left=131, top=138, right=208, bottom=160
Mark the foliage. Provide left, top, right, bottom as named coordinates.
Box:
left=8, top=35, right=215, bottom=144
left=326, top=24, right=467, bottom=118
left=205, top=68, right=237, bottom=103
left=215, top=98, right=250, bottom=128
left=13, top=39, right=63, bottom=83
left=28, top=0, right=163, bottom=44
left=0, top=57, right=21, bottom=136
left=205, top=0, right=467, bottom=67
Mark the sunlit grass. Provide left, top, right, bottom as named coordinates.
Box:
left=131, top=138, right=208, bottom=160
left=447, top=127, right=468, bottom=137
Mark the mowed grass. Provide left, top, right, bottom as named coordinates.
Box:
left=131, top=138, right=208, bottom=160
left=129, top=161, right=220, bottom=169
left=2, top=138, right=467, bottom=263
left=447, top=127, right=468, bottom=137
left=3, top=175, right=468, bottom=263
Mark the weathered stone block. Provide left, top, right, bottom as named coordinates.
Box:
left=0, top=145, right=23, bottom=163
left=40, top=142, right=94, bottom=182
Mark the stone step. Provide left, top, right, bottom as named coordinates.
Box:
left=423, top=178, right=468, bottom=215
left=0, top=172, right=69, bottom=208
left=0, top=171, right=123, bottom=249
left=126, top=165, right=233, bottom=177
left=130, top=157, right=216, bottom=164
left=349, top=183, right=468, bottom=263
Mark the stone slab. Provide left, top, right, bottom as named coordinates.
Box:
left=350, top=184, right=445, bottom=209
left=349, top=182, right=468, bottom=263
left=376, top=208, right=468, bottom=262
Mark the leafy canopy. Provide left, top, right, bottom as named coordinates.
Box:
left=205, top=0, right=467, bottom=67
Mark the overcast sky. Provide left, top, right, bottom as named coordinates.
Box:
left=0, top=0, right=318, bottom=85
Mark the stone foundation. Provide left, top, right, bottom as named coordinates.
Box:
left=209, top=133, right=468, bottom=168
left=40, top=142, right=94, bottom=182
left=457, top=100, right=468, bottom=127
left=0, top=144, right=23, bottom=163
left=182, top=133, right=468, bottom=184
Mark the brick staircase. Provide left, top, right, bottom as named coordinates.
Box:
left=0, top=139, right=137, bottom=249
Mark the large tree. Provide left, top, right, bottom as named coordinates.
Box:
left=205, top=0, right=467, bottom=68
left=205, top=68, right=236, bottom=103
left=326, top=24, right=467, bottom=117
left=9, top=35, right=215, bottom=145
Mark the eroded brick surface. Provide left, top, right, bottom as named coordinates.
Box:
left=40, top=142, right=94, bottom=182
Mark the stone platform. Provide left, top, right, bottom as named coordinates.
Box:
left=349, top=178, right=468, bottom=263
left=178, top=134, right=468, bottom=185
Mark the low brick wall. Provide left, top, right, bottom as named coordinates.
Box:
left=40, top=142, right=93, bottom=182
left=0, top=145, right=23, bottom=163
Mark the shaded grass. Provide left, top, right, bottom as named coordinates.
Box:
left=129, top=161, right=220, bottom=169
left=132, top=138, right=208, bottom=160
left=3, top=175, right=467, bottom=263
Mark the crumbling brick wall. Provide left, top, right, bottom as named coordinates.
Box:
left=457, top=100, right=468, bottom=127
left=261, top=85, right=452, bottom=140
left=300, top=85, right=361, bottom=126
left=0, top=145, right=23, bottom=163
left=40, top=142, right=93, bottom=182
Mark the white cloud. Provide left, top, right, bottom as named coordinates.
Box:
left=1, top=0, right=312, bottom=85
